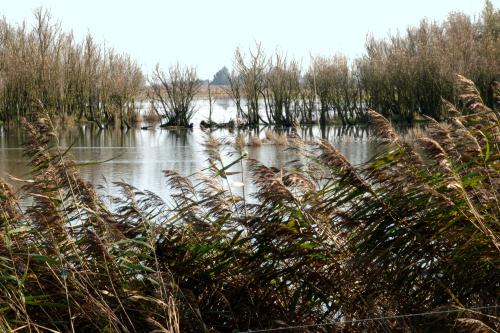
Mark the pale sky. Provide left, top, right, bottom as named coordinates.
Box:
left=0, top=0, right=495, bottom=78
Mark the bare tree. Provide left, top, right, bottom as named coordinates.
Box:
left=299, top=79, right=317, bottom=124
left=207, top=79, right=215, bottom=124
left=306, top=56, right=332, bottom=126
left=233, top=43, right=267, bottom=126
left=150, top=63, right=201, bottom=127
left=225, top=69, right=244, bottom=126
left=327, top=54, right=361, bottom=125
left=266, top=53, right=300, bottom=126
left=0, top=8, right=144, bottom=126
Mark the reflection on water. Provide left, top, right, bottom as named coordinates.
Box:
left=0, top=98, right=410, bottom=202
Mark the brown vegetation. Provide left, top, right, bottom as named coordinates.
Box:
left=1, top=3, right=498, bottom=130
left=0, top=75, right=497, bottom=332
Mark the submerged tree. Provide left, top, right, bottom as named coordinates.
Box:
left=264, top=53, right=301, bottom=126
left=357, top=1, right=500, bottom=121
left=225, top=69, right=244, bottom=126
left=305, top=56, right=333, bottom=126
left=298, top=77, right=318, bottom=124
left=150, top=64, right=201, bottom=127
left=233, top=43, right=267, bottom=126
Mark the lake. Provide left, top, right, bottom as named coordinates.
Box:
left=0, top=98, right=395, bottom=203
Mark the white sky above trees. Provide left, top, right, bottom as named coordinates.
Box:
left=1, top=0, right=497, bottom=79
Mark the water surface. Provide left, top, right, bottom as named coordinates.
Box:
left=1, top=98, right=389, bottom=202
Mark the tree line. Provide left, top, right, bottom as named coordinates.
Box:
left=225, top=1, right=499, bottom=126
left=152, top=1, right=499, bottom=127
left=0, top=2, right=499, bottom=128
left=0, top=8, right=143, bottom=128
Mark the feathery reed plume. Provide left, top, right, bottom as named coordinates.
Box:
left=456, top=74, right=498, bottom=126
left=282, top=171, right=315, bottom=194
left=2, top=106, right=180, bottom=332
left=0, top=179, right=20, bottom=222
left=441, top=98, right=461, bottom=117
left=247, top=159, right=295, bottom=204
left=417, top=136, right=454, bottom=175
left=317, top=140, right=369, bottom=190
left=456, top=74, right=484, bottom=108
left=367, top=109, right=398, bottom=142
left=163, top=170, right=197, bottom=199
left=422, top=115, right=460, bottom=159
left=449, top=117, right=483, bottom=155
left=197, top=173, right=234, bottom=219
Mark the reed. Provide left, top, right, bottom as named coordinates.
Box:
left=248, top=134, right=262, bottom=147
left=142, top=105, right=162, bottom=123
left=264, top=128, right=288, bottom=146
left=0, top=105, right=178, bottom=332
left=0, top=75, right=497, bottom=332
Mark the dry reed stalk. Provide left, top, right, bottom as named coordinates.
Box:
left=367, top=109, right=398, bottom=142
left=264, top=128, right=276, bottom=142
left=274, top=133, right=288, bottom=146
left=264, top=129, right=288, bottom=146
left=317, top=140, right=370, bottom=191
left=234, top=132, right=246, bottom=151
left=0, top=74, right=497, bottom=332
left=422, top=115, right=459, bottom=159
left=0, top=179, right=19, bottom=221
left=248, top=135, right=262, bottom=146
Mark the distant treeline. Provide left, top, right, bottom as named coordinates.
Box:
left=0, top=2, right=498, bottom=127
left=0, top=8, right=143, bottom=128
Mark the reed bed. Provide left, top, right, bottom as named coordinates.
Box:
left=143, top=106, right=162, bottom=123
left=0, top=73, right=498, bottom=333
left=265, top=129, right=288, bottom=146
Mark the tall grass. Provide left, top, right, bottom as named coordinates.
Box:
left=0, top=107, right=178, bottom=332
left=0, top=75, right=497, bottom=331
